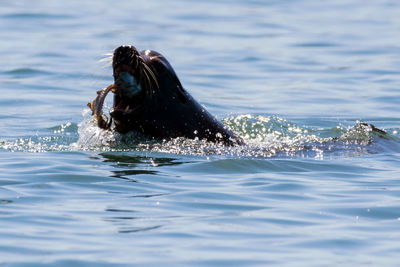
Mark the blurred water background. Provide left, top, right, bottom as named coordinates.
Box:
left=1, top=0, right=400, bottom=265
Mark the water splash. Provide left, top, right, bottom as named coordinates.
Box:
left=72, top=111, right=391, bottom=158
left=0, top=123, right=77, bottom=153
left=71, top=109, right=119, bottom=150
left=0, top=109, right=395, bottom=158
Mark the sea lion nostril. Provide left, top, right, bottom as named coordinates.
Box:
left=113, top=46, right=133, bottom=67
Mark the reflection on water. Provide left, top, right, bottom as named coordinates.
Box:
left=104, top=207, right=163, bottom=234
left=99, top=153, right=187, bottom=178
left=100, top=153, right=183, bottom=167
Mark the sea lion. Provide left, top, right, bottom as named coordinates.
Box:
left=88, top=45, right=244, bottom=146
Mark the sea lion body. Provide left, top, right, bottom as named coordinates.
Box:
left=91, top=46, right=244, bottom=146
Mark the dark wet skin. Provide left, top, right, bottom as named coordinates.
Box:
left=89, top=45, right=244, bottom=146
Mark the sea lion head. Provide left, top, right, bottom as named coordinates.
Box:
left=110, top=45, right=159, bottom=131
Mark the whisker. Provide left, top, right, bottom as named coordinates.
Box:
left=134, top=55, right=140, bottom=69
left=100, top=61, right=113, bottom=68
left=98, top=57, right=112, bottom=63
left=141, top=61, right=159, bottom=89
left=142, top=68, right=151, bottom=90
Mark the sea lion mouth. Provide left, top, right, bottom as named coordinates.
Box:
left=112, top=46, right=143, bottom=99
left=111, top=66, right=142, bottom=117
left=110, top=46, right=144, bottom=118
left=110, top=46, right=158, bottom=119
left=88, top=45, right=159, bottom=130
left=115, top=70, right=143, bottom=98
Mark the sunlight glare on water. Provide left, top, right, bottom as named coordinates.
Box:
left=1, top=0, right=400, bottom=266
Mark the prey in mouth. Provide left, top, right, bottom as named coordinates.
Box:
left=88, top=45, right=245, bottom=146
left=111, top=46, right=158, bottom=120
left=88, top=45, right=158, bottom=132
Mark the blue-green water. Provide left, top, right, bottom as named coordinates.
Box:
left=1, top=0, right=400, bottom=265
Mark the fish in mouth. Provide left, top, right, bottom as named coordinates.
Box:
left=88, top=45, right=244, bottom=146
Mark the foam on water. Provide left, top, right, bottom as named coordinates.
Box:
left=81, top=113, right=397, bottom=158
left=1, top=108, right=396, bottom=158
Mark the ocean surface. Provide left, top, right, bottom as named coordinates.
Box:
left=1, top=0, right=400, bottom=266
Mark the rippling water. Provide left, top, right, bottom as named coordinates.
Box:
left=1, top=0, right=400, bottom=265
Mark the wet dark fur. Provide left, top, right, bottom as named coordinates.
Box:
left=109, top=46, right=244, bottom=146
